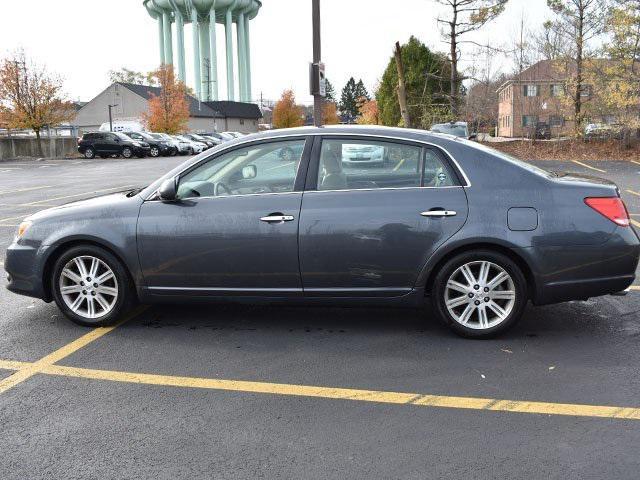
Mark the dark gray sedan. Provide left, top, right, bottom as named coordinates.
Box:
left=5, top=126, right=639, bottom=338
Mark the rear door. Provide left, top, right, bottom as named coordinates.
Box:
left=298, top=136, right=469, bottom=297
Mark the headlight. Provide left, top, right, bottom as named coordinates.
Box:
left=16, top=220, right=32, bottom=239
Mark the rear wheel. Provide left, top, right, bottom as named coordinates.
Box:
left=51, top=245, right=135, bottom=327
left=431, top=250, right=527, bottom=338
left=84, top=147, right=95, bottom=159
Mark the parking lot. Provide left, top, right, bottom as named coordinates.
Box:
left=1, top=154, right=640, bottom=479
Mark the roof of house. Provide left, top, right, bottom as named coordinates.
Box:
left=118, top=83, right=262, bottom=120
left=204, top=101, right=263, bottom=119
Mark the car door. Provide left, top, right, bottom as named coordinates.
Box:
left=137, top=137, right=311, bottom=296
left=92, top=133, right=107, bottom=153
left=103, top=133, right=120, bottom=154
left=298, top=136, right=469, bottom=297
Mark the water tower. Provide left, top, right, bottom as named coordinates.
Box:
left=143, top=0, right=262, bottom=102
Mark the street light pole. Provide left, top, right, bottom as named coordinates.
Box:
left=108, top=104, right=118, bottom=132
left=312, top=0, right=322, bottom=127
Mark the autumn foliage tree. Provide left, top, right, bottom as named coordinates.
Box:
left=322, top=101, right=340, bottom=125
left=272, top=89, right=304, bottom=129
left=357, top=98, right=380, bottom=125
left=143, top=64, right=190, bottom=134
left=0, top=50, right=75, bottom=157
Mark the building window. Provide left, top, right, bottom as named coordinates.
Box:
left=549, top=115, right=564, bottom=127
left=550, top=84, right=564, bottom=96
left=579, top=85, right=592, bottom=98
left=522, top=115, right=538, bottom=127
left=523, top=85, right=538, bottom=97
left=240, top=119, right=245, bottom=125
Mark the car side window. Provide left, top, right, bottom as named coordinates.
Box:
left=423, top=148, right=458, bottom=187
left=317, top=139, right=423, bottom=191
left=177, top=139, right=306, bottom=199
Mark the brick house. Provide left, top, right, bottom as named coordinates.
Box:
left=495, top=59, right=625, bottom=138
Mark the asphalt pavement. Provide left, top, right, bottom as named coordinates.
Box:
left=1, top=154, right=640, bottom=479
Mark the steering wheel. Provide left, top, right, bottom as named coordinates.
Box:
left=214, top=182, right=232, bottom=196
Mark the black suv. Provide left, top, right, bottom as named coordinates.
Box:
left=77, top=132, right=150, bottom=159
left=124, top=131, right=176, bottom=157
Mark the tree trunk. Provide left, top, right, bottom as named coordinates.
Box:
left=394, top=41, right=412, bottom=128
left=574, top=7, right=584, bottom=135
left=34, top=129, right=44, bottom=158
left=450, top=6, right=459, bottom=117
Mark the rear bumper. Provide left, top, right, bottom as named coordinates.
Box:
left=530, top=227, right=640, bottom=305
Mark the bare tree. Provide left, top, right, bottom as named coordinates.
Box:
left=435, top=0, right=509, bottom=116
left=547, top=0, right=609, bottom=130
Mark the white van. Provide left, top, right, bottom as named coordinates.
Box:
left=98, top=120, right=145, bottom=133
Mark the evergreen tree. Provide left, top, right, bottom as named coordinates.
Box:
left=375, top=36, right=452, bottom=128
left=324, top=79, right=337, bottom=103
left=339, top=77, right=359, bottom=118
left=355, top=79, right=370, bottom=102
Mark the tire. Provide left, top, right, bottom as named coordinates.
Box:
left=150, top=146, right=160, bottom=157
left=431, top=250, right=527, bottom=338
left=51, top=245, right=136, bottom=327
left=84, top=147, right=95, bottom=159
left=121, top=147, right=133, bottom=159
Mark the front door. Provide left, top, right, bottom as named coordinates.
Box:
left=137, top=137, right=310, bottom=296
left=299, top=136, right=469, bottom=297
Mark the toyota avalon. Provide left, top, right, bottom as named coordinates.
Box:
left=5, top=126, right=639, bottom=338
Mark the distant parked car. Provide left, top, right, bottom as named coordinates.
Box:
left=341, top=143, right=386, bottom=167
left=430, top=122, right=475, bottom=139
left=148, top=133, right=180, bottom=156
left=201, top=132, right=227, bottom=145
left=223, top=131, right=243, bottom=138
left=77, top=132, right=150, bottom=159
left=174, top=135, right=207, bottom=154
left=98, top=120, right=144, bottom=133
left=124, top=131, right=175, bottom=157
left=585, top=123, right=623, bottom=140
left=183, top=133, right=216, bottom=149
left=534, top=122, right=551, bottom=140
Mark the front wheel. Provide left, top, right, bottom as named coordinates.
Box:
left=431, top=250, right=527, bottom=338
left=121, top=147, right=133, bottom=159
left=51, top=245, right=135, bottom=327
left=149, top=146, right=160, bottom=157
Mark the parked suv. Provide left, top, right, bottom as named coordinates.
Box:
left=124, top=131, right=175, bottom=157
left=77, top=132, right=150, bottom=159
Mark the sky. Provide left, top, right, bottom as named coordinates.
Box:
left=0, top=0, right=550, bottom=105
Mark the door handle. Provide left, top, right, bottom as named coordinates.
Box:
left=420, top=210, right=457, bottom=217
left=260, top=215, right=295, bottom=223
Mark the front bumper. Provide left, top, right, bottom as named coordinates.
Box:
left=4, top=242, right=49, bottom=301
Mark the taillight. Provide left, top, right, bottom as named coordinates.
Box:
left=584, top=197, right=630, bottom=226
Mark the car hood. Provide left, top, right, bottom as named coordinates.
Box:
left=27, top=190, right=142, bottom=222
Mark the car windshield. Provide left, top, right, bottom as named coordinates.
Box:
left=190, top=134, right=206, bottom=141
left=114, top=132, right=131, bottom=141
left=150, top=133, right=164, bottom=140
left=432, top=124, right=468, bottom=137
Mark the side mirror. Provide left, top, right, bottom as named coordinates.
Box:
left=158, top=177, right=178, bottom=201
left=242, top=165, right=257, bottom=179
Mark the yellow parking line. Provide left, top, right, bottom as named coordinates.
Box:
left=629, top=286, right=640, bottom=291
left=630, top=160, right=640, bottom=167
left=630, top=219, right=640, bottom=228
left=22, top=185, right=136, bottom=206
left=0, top=305, right=147, bottom=395
left=0, top=357, right=637, bottom=420
left=626, top=190, right=640, bottom=197
left=571, top=160, right=607, bottom=173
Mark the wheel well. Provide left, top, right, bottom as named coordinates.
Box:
left=42, top=240, right=136, bottom=302
left=423, top=243, right=536, bottom=299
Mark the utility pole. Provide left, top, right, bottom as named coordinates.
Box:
left=312, top=0, right=322, bottom=127
left=108, top=104, right=118, bottom=132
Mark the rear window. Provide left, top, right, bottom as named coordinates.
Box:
left=83, top=133, right=101, bottom=140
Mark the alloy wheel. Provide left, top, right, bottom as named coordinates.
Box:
left=150, top=147, right=159, bottom=157
left=58, top=255, right=119, bottom=319
left=444, top=260, right=516, bottom=330
left=122, top=147, right=132, bottom=158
